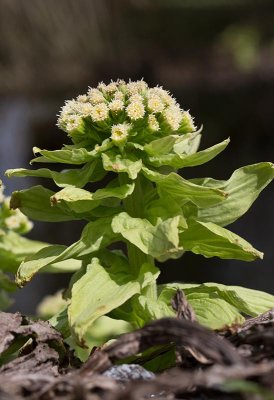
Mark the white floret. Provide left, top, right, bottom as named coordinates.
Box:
left=111, top=123, right=131, bottom=144
left=109, top=99, right=125, bottom=112
left=126, top=101, right=145, bottom=120
left=163, top=105, right=183, bottom=131
left=90, top=103, right=109, bottom=122
left=88, top=88, right=105, bottom=105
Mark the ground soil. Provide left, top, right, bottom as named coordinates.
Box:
left=1, top=292, right=274, bottom=400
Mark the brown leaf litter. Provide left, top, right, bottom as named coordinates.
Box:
left=1, top=291, right=274, bottom=399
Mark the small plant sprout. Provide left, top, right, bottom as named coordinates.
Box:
left=6, top=79, right=274, bottom=351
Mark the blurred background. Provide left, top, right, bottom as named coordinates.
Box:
left=0, top=0, right=274, bottom=313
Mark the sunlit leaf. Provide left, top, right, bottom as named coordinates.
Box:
left=6, top=159, right=106, bottom=188
left=142, top=167, right=227, bottom=208
left=193, top=162, right=274, bottom=226
left=180, top=219, right=263, bottom=261
left=31, top=146, right=97, bottom=164
left=147, top=138, right=230, bottom=168
left=68, top=256, right=159, bottom=342
left=112, top=212, right=182, bottom=259
left=102, top=152, right=142, bottom=179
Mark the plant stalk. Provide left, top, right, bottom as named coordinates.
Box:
left=119, top=173, right=157, bottom=301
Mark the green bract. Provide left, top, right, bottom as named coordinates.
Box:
left=6, top=79, right=274, bottom=349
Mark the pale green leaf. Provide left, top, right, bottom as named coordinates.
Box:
left=180, top=219, right=263, bottom=261
left=147, top=139, right=229, bottom=168
left=51, top=183, right=135, bottom=213
left=142, top=167, right=227, bottom=208
left=68, top=257, right=142, bottom=341
left=43, top=259, right=82, bottom=273
left=132, top=295, right=174, bottom=326
left=0, top=231, right=47, bottom=273
left=31, top=146, right=97, bottom=164
left=194, top=162, right=274, bottom=226
left=158, top=284, right=244, bottom=329
left=144, top=135, right=180, bottom=156
left=173, top=131, right=202, bottom=154
left=187, top=293, right=244, bottom=329
left=145, top=195, right=184, bottom=225
left=16, top=217, right=116, bottom=285
left=49, top=306, right=70, bottom=338
left=159, top=282, right=274, bottom=319
left=66, top=316, right=132, bottom=362
left=16, top=244, right=70, bottom=286
left=112, top=212, right=181, bottom=259
left=102, top=152, right=142, bottom=179
left=193, top=282, right=274, bottom=317
left=10, top=186, right=80, bottom=222
left=6, top=160, right=106, bottom=188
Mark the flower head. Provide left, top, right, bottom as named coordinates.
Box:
left=109, top=99, right=124, bottom=113
left=57, top=79, right=197, bottom=147
left=88, top=88, right=105, bottom=105
left=148, top=114, right=160, bottom=132
left=147, top=94, right=165, bottom=113
left=90, top=103, right=109, bottom=122
left=180, top=110, right=196, bottom=133
left=126, top=101, right=145, bottom=120
left=66, top=115, right=84, bottom=133
left=111, top=123, right=131, bottom=145
left=163, top=104, right=183, bottom=131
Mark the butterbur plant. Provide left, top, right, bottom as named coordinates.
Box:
left=6, top=79, right=274, bottom=348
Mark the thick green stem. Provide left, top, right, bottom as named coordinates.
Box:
left=119, top=173, right=157, bottom=301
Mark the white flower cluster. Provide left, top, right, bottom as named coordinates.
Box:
left=0, top=185, right=33, bottom=234
left=57, top=79, right=196, bottom=145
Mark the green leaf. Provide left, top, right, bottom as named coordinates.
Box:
left=180, top=219, right=263, bottom=261
left=68, top=257, right=143, bottom=342
left=0, top=231, right=47, bottom=273
left=16, top=217, right=116, bottom=286
left=67, top=316, right=132, bottom=362
left=51, top=183, right=135, bottom=213
left=187, top=293, right=244, bottom=329
left=31, top=146, right=97, bottom=165
left=0, top=271, right=17, bottom=292
left=112, top=212, right=182, bottom=260
left=147, top=138, right=230, bottom=168
left=142, top=167, right=227, bottom=208
left=132, top=295, right=174, bottom=326
left=6, top=160, right=106, bottom=188
left=193, top=162, right=274, bottom=226
left=10, top=186, right=80, bottom=222
left=102, top=152, right=142, bottom=179
left=43, top=259, right=82, bottom=273
left=191, top=282, right=274, bottom=317
left=49, top=306, right=71, bottom=338
left=16, top=244, right=69, bottom=286
left=221, top=380, right=274, bottom=398
left=145, top=195, right=184, bottom=225
left=173, top=131, right=201, bottom=154
left=142, top=347, right=176, bottom=373
left=158, top=284, right=244, bottom=329
left=144, top=135, right=180, bottom=156
left=159, top=282, right=274, bottom=320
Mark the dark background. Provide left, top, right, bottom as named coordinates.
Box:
left=0, top=0, right=273, bottom=313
